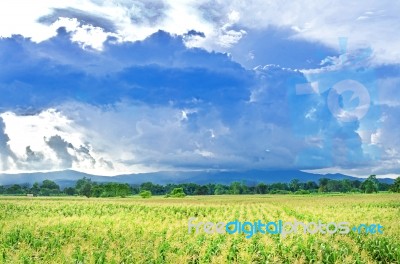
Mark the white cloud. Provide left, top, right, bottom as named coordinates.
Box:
left=0, top=0, right=58, bottom=42
left=0, top=97, right=304, bottom=174
left=0, top=1, right=398, bottom=176
left=225, top=0, right=400, bottom=64
left=1, top=0, right=399, bottom=64
left=0, top=0, right=394, bottom=65
left=54, top=17, right=113, bottom=50
left=0, top=102, right=230, bottom=174
left=0, top=107, right=149, bottom=175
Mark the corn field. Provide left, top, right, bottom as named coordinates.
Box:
left=0, top=194, right=399, bottom=263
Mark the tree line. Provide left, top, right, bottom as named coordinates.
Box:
left=0, top=175, right=399, bottom=197
left=135, top=175, right=398, bottom=196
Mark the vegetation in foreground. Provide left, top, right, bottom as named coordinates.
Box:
left=0, top=194, right=399, bottom=263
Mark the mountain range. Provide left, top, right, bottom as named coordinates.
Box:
left=0, top=170, right=394, bottom=188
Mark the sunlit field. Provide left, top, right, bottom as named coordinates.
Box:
left=0, top=194, right=399, bottom=263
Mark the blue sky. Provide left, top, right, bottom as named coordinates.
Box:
left=0, top=0, right=399, bottom=177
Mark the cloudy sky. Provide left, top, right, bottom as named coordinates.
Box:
left=0, top=0, right=399, bottom=177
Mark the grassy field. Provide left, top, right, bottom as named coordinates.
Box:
left=0, top=194, right=399, bottom=263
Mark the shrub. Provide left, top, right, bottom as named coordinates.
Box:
left=139, top=190, right=152, bottom=198
left=294, top=189, right=310, bottom=195
left=169, top=188, right=186, bottom=198
left=270, top=190, right=291, bottom=195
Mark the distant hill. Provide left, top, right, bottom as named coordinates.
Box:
left=0, top=169, right=394, bottom=188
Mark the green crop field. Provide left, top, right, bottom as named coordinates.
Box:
left=0, top=194, right=399, bottom=263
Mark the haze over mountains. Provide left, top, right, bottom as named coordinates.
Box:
left=0, top=170, right=394, bottom=188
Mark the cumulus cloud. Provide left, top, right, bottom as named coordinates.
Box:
left=0, top=117, right=17, bottom=170
left=1, top=0, right=400, bottom=65
left=0, top=30, right=252, bottom=110
left=0, top=3, right=398, bottom=177
left=0, top=109, right=116, bottom=174
left=0, top=58, right=382, bottom=175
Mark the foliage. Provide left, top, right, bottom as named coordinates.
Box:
left=255, top=183, right=268, bottom=194
left=39, top=180, right=60, bottom=196
left=169, top=187, right=186, bottom=197
left=139, top=190, right=152, bottom=198
left=361, top=175, right=379, bottom=193
left=390, top=177, right=400, bottom=192
left=0, top=176, right=397, bottom=197
left=294, top=189, right=311, bottom=195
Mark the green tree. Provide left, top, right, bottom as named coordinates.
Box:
left=81, top=182, right=92, bottom=198
left=240, top=182, right=249, bottom=194
left=140, top=182, right=154, bottom=191
left=255, top=183, right=268, bottom=194
left=341, top=179, right=352, bottom=193
left=230, top=182, right=242, bottom=194
left=289, top=179, right=300, bottom=192
left=390, top=177, right=400, bottom=192
left=116, top=183, right=131, bottom=197
left=378, top=182, right=391, bottom=191
left=318, top=178, right=329, bottom=192
left=39, top=180, right=60, bottom=196
left=169, top=187, right=186, bottom=197
left=64, top=187, right=76, bottom=196
left=7, top=184, right=23, bottom=194
left=361, top=175, right=379, bottom=193
left=91, top=184, right=104, bottom=197
left=270, top=182, right=289, bottom=191
left=352, top=180, right=362, bottom=189
left=182, top=183, right=197, bottom=195
left=31, top=182, right=40, bottom=196
left=214, top=184, right=227, bottom=195
left=327, top=180, right=342, bottom=192
left=206, top=184, right=215, bottom=195
left=305, top=181, right=318, bottom=191
left=75, top=177, right=93, bottom=197
left=76, top=177, right=91, bottom=191
left=139, top=190, right=152, bottom=198
left=41, top=180, right=60, bottom=190
left=194, top=185, right=208, bottom=195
